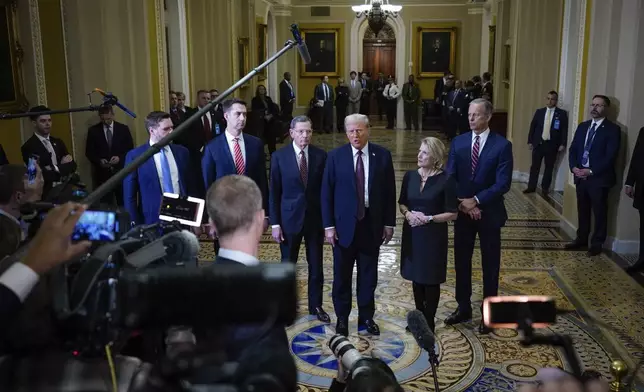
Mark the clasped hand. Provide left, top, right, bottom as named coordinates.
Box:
left=572, top=167, right=591, bottom=178
left=406, top=211, right=429, bottom=227
left=458, top=198, right=482, bottom=220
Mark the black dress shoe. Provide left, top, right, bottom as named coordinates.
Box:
left=362, top=319, right=380, bottom=335
left=478, top=321, right=492, bottom=334
left=587, top=247, right=602, bottom=257
left=564, top=240, right=587, bottom=250
left=336, top=319, right=349, bottom=337
left=310, top=307, right=331, bottom=323
left=444, top=309, right=472, bottom=326
left=523, top=188, right=536, bottom=194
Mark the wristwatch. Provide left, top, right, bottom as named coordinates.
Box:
left=589, top=169, right=593, bottom=176
left=427, top=215, right=434, bottom=222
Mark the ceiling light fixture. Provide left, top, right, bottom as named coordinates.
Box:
left=351, top=0, right=402, bottom=35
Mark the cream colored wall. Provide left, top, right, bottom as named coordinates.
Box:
left=505, top=0, right=563, bottom=175
left=186, top=0, right=234, bottom=102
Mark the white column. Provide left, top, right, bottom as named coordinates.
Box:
left=480, top=4, right=492, bottom=74
left=166, top=0, right=191, bottom=105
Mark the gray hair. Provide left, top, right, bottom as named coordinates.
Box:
left=344, top=113, right=370, bottom=128
left=470, top=98, right=494, bottom=116
left=290, top=115, right=312, bottom=129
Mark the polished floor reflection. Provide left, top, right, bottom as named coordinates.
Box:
left=198, top=127, right=644, bottom=391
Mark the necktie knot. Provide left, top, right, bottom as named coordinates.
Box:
left=357, top=150, right=363, bottom=156
left=234, top=137, right=240, bottom=143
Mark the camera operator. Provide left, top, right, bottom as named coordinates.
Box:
left=0, top=202, right=91, bottom=339
left=191, top=174, right=296, bottom=388
left=0, top=164, right=44, bottom=259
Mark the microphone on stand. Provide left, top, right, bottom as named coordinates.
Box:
left=93, top=88, right=137, bottom=118
left=290, top=24, right=311, bottom=64
left=407, top=310, right=441, bottom=392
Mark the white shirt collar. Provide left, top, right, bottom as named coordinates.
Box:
left=546, top=106, right=555, bottom=112
left=35, top=133, right=50, bottom=142
left=225, top=130, right=243, bottom=142
left=149, top=139, right=170, bottom=150
left=472, top=129, right=491, bottom=142
left=292, top=142, right=308, bottom=156
left=218, top=248, right=259, bottom=266
left=351, top=142, right=369, bottom=156
left=591, top=118, right=605, bottom=127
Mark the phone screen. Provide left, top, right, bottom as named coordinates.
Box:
left=27, top=158, right=37, bottom=184
left=483, top=296, right=556, bottom=328
left=72, top=210, right=119, bottom=242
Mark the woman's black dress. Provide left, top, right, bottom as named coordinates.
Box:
left=399, top=170, right=458, bottom=285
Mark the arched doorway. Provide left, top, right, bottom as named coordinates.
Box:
left=362, top=25, right=396, bottom=117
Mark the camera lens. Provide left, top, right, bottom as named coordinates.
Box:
left=328, top=334, right=363, bottom=372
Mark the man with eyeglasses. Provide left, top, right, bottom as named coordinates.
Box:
left=566, top=95, right=621, bottom=257
left=269, top=115, right=330, bottom=323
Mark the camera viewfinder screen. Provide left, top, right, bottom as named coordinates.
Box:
left=488, top=300, right=556, bottom=325
left=72, top=210, right=118, bottom=242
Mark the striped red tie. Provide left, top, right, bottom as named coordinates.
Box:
left=299, top=151, right=308, bottom=186
left=471, top=135, right=480, bottom=175
left=233, top=138, right=245, bottom=175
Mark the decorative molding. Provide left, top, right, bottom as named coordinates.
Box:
left=28, top=0, right=47, bottom=105
left=153, top=0, right=167, bottom=111
left=571, top=0, right=589, bottom=186
left=271, top=4, right=292, bottom=16
left=176, top=0, right=190, bottom=100
left=292, top=3, right=467, bottom=7
left=59, top=0, right=76, bottom=160
left=467, top=8, right=485, bottom=15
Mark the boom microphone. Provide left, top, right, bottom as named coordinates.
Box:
left=407, top=310, right=435, bottom=351
left=94, top=88, right=137, bottom=118
left=290, top=24, right=311, bottom=64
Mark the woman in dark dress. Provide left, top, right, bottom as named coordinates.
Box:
left=251, top=85, right=280, bottom=155
left=398, top=136, right=458, bottom=332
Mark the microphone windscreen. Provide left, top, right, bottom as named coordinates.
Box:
left=298, top=42, right=312, bottom=65
left=407, top=310, right=435, bottom=351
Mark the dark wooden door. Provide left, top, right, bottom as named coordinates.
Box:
left=363, top=42, right=396, bottom=115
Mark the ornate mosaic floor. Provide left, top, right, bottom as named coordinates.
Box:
left=198, top=127, right=644, bottom=391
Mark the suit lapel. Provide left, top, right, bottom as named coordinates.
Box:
left=345, top=144, right=356, bottom=190
left=368, top=146, right=375, bottom=194
left=287, top=143, right=305, bottom=189
left=218, top=135, right=236, bottom=173
left=170, top=145, right=186, bottom=195
left=141, top=145, right=161, bottom=194
left=242, top=134, right=253, bottom=175
left=474, top=133, right=496, bottom=179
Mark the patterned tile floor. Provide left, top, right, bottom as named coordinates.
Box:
left=198, top=126, right=644, bottom=391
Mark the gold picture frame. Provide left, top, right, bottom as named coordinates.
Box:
left=0, top=0, right=28, bottom=112
left=256, top=23, right=267, bottom=78
left=488, top=25, right=496, bottom=76
left=417, top=27, right=457, bottom=78
left=300, top=28, right=339, bottom=77
left=237, top=37, right=250, bottom=87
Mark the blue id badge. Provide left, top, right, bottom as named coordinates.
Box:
left=553, top=119, right=560, bottom=130
left=215, top=123, right=221, bottom=135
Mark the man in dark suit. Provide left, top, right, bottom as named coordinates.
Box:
left=0, top=144, right=8, bottom=166
left=434, top=71, right=452, bottom=105
left=279, top=72, right=295, bottom=121
left=566, top=95, right=621, bottom=257
left=193, top=174, right=295, bottom=388
left=525, top=91, right=569, bottom=194
left=123, top=111, right=197, bottom=225
left=322, top=114, right=396, bottom=337
left=202, top=99, right=269, bottom=236
left=624, top=126, right=644, bottom=274
left=269, top=116, right=330, bottom=323
left=313, top=75, right=335, bottom=133
left=446, top=98, right=513, bottom=334
left=85, top=105, right=134, bottom=205
left=481, top=72, right=493, bottom=104
left=21, top=106, right=77, bottom=196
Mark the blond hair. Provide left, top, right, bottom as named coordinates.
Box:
left=206, top=175, right=263, bottom=238
left=421, top=137, right=447, bottom=170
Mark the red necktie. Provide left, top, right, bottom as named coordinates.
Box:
left=203, top=115, right=212, bottom=141
left=299, top=151, right=308, bottom=186
left=356, top=150, right=365, bottom=220
left=233, top=138, right=245, bottom=175
left=472, top=135, right=480, bottom=175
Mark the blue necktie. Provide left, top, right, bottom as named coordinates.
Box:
left=581, top=123, right=597, bottom=166
left=160, top=147, right=174, bottom=193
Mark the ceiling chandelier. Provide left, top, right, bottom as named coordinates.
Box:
left=351, top=0, right=402, bottom=35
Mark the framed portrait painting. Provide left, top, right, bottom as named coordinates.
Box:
left=0, top=0, right=27, bottom=112
left=237, top=37, right=250, bottom=83
left=300, top=28, right=339, bottom=77
left=417, top=27, right=457, bottom=78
